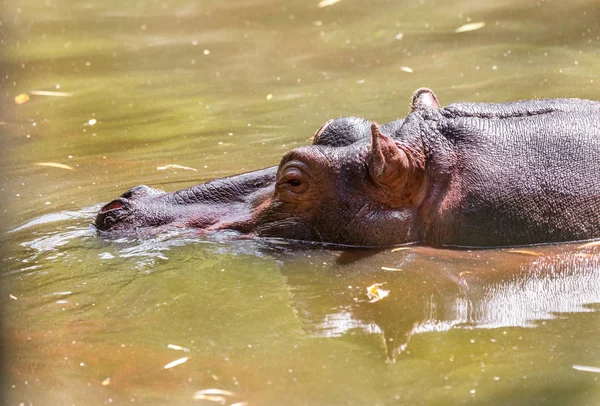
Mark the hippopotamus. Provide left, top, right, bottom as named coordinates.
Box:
left=95, top=88, right=600, bottom=247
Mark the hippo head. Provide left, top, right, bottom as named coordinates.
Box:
left=95, top=89, right=440, bottom=246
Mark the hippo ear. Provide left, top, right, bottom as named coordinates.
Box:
left=410, top=88, right=440, bottom=112
left=312, top=119, right=334, bottom=143
left=368, top=123, right=410, bottom=186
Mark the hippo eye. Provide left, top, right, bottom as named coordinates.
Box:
left=277, top=165, right=309, bottom=194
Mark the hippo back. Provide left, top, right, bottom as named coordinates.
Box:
left=414, top=98, right=600, bottom=246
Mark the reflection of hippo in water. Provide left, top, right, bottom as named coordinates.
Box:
left=280, top=246, right=600, bottom=361
left=95, top=89, right=600, bottom=247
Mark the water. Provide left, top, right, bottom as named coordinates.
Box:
left=2, top=0, right=600, bottom=404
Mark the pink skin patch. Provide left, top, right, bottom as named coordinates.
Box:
left=100, top=200, right=124, bottom=213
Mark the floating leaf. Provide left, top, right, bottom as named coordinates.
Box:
left=35, top=162, right=75, bottom=170
left=195, top=389, right=235, bottom=397
left=29, top=90, right=73, bottom=97
left=157, top=164, right=198, bottom=172
left=573, top=365, right=600, bottom=373
left=193, top=394, right=227, bottom=403
left=578, top=240, right=600, bottom=249
left=167, top=343, right=190, bottom=352
left=366, top=283, right=389, bottom=303
left=391, top=247, right=411, bottom=252
left=508, top=249, right=540, bottom=256
left=455, top=21, right=486, bottom=33
left=381, top=266, right=403, bottom=272
left=14, top=94, right=30, bottom=105
left=164, top=356, right=189, bottom=369
left=318, top=0, right=342, bottom=7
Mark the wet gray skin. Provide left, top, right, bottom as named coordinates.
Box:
left=95, top=89, right=600, bottom=247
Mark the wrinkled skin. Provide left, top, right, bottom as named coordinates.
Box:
left=95, top=88, right=600, bottom=247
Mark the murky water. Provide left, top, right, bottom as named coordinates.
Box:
left=2, top=0, right=600, bottom=405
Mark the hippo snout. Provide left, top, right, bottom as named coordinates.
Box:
left=95, top=197, right=133, bottom=231
left=95, top=185, right=165, bottom=231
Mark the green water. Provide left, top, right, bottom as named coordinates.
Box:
left=2, top=0, right=600, bottom=404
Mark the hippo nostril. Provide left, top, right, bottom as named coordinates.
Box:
left=95, top=198, right=131, bottom=230
left=103, top=216, right=115, bottom=226
left=100, top=199, right=124, bottom=213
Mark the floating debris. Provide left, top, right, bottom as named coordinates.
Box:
left=193, top=388, right=236, bottom=403
left=29, top=90, right=73, bottom=97
left=35, top=162, right=75, bottom=171
left=318, top=0, right=342, bottom=7
left=102, top=377, right=111, bottom=386
left=400, top=66, right=413, bottom=73
left=391, top=247, right=411, bottom=252
left=395, top=32, right=404, bottom=40
left=157, top=164, right=198, bottom=172
left=381, top=266, right=403, bottom=272
left=573, top=365, right=600, bottom=373
left=230, top=402, right=248, bottom=406
left=164, top=356, right=189, bottom=369
left=508, top=249, right=540, bottom=256
left=366, top=283, right=389, bottom=303
left=167, top=344, right=190, bottom=352
left=88, top=119, right=97, bottom=126
left=9, top=294, right=17, bottom=300
left=266, top=94, right=273, bottom=100
left=455, top=21, right=486, bottom=33
left=14, top=94, right=30, bottom=105
left=578, top=240, right=600, bottom=249
left=194, top=394, right=227, bottom=403
left=195, top=389, right=235, bottom=397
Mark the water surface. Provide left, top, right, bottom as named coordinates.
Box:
left=2, top=0, right=600, bottom=405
